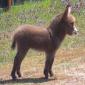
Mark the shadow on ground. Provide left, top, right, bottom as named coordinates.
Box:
left=0, top=77, right=55, bottom=84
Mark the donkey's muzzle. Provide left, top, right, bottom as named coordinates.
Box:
left=73, top=26, right=78, bottom=35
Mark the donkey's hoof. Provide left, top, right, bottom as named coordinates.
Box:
left=12, top=77, right=17, bottom=80
left=11, top=75, right=17, bottom=80
left=44, top=76, right=48, bottom=80
left=17, top=72, right=21, bottom=78
left=49, top=73, right=54, bottom=77
left=18, top=74, right=21, bottom=78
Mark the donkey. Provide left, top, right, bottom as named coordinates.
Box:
left=11, top=5, right=78, bottom=80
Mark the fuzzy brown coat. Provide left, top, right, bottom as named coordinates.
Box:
left=11, top=5, right=78, bottom=80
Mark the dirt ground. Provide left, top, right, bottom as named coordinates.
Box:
left=0, top=47, right=85, bottom=85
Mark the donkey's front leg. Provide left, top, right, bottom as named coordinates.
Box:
left=44, top=52, right=55, bottom=79
left=48, top=57, right=54, bottom=77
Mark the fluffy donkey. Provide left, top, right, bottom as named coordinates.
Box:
left=11, top=5, right=78, bottom=80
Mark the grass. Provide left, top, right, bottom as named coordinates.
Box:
left=0, top=0, right=63, bottom=32
left=0, top=0, right=63, bottom=63
left=0, top=1, right=85, bottom=84
left=0, top=0, right=85, bottom=63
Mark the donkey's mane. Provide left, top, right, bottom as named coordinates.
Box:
left=47, top=13, right=63, bottom=37
left=48, top=13, right=63, bottom=29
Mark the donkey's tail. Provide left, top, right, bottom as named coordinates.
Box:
left=11, top=38, right=16, bottom=50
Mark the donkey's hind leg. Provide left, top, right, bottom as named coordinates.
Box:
left=11, top=52, right=20, bottom=80
left=16, top=48, right=28, bottom=78
left=11, top=48, right=28, bottom=80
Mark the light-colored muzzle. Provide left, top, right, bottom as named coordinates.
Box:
left=73, top=26, right=78, bottom=34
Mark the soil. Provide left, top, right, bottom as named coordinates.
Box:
left=0, top=47, right=85, bottom=85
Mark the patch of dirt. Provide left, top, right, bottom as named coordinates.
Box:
left=0, top=47, right=85, bottom=85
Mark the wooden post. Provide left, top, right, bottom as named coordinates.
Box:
left=8, top=0, right=13, bottom=8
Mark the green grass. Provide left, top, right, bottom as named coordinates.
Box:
left=0, top=0, right=63, bottom=32
left=0, top=0, right=85, bottom=64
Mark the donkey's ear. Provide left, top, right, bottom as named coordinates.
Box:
left=62, top=5, right=72, bottom=19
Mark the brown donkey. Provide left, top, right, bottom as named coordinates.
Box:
left=11, top=5, right=78, bottom=80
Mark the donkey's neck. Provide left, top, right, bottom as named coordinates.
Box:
left=55, top=26, right=66, bottom=42
left=48, top=24, right=66, bottom=42
left=47, top=14, right=66, bottom=42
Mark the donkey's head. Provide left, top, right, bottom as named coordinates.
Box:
left=61, top=5, right=78, bottom=35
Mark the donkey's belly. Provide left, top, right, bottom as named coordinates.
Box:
left=28, top=38, right=51, bottom=51
left=29, top=39, right=52, bottom=51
